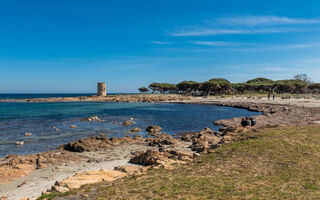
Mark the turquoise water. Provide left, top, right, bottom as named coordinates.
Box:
left=0, top=93, right=134, bottom=99
left=0, top=102, right=260, bottom=157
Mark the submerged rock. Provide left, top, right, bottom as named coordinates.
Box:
left=122, top=120, right=135, bottom=126
left=129, top=127, right=141, bottom=133
left=15, top=141, right=24, bottom=145
left=24, top=132, right=32, bottom=136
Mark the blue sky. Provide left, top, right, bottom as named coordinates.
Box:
left=1, top=0, right=320, bottom=93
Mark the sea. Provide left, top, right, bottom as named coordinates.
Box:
left=0, top=93, right=261, bottom=157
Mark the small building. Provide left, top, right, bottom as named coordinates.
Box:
left=97, top=82, right=107, bottom=96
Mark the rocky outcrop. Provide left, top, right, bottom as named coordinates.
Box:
left=212, top=101, right=320, bottom=128
left=181, top=128, right=222, bottom=153
left=129, top=149, right=195, bottom=168
left=62, top=135, right=142, bottom=152
left=145, top=133, right=177, bottom=147
left=0, top=150, right=81, bottom=185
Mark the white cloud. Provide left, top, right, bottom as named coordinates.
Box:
left=217, top=15, right=320, bottom=26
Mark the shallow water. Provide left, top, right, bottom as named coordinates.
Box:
left=0, top=102, right=260, bottom=157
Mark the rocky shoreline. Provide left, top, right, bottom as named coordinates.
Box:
left=1, top=97, right=320, bottom=200
left=0, top=94, right=191, bottom=103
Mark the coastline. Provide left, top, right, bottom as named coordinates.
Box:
left=0, top=94, right=192, bottom=103
left=1, top=95, right=320, bottom=200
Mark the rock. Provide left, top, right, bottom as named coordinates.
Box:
left=184, top=128, right=222, bottom=153
left=82, top=116, right=103, bottom=122
left=114, top=165, right=147, bottom=176
left=51, top=185, right=70, bottom=193
left=129, top=128, right=141, bottom=133
left=250, top=117, right=256, bottom=126
left=59, top=169, right=126, bottom=189
left=24, top=132, right=32, bottom=136
left=60, top=135, right=142, bottom=152
left=62, top=135, right=139, bottom=152
left=15, top=141, right=24, bottom=145
left=129, top=118, right=134, bottom=121
left=41, top=190, right=50, bottom=195
left=69, top=125, right=77, bottom=128
left=129, top=150, right=176, bottom=166
left=241, top=117, right=251, bottom=127
left=122, top=120, right=135, bottom=126
left=146, top=133, right=176, bottom=147
left=146, top=125, right=162, bottom=136
left=133, top=134, right=142, bottom=140
left=0, top=197, right=8, bottom=200
left=129, top=149, right=193, bottom=167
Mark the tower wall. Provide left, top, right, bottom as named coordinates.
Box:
left=97, top=82, right=107, bottom=96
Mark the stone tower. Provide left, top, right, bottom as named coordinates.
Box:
left=97, top=82, right=107, bottom=96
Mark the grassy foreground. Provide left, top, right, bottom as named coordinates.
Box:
left=43, top=125, right=320, bottom=200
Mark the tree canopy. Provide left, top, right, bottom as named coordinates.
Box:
left=143, top=74, right=315, bottom=95
left=138, top=87, right=149, bottom=93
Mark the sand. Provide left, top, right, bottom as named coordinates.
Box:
left=0, top=144, right=157, bottom=200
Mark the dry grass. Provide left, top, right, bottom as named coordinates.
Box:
left=45, top=125, right=320, bottom=200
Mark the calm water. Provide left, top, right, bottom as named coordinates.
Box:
left=0, top=93, right=136, bottom=99
left=0, top=102, right=260, bottom=157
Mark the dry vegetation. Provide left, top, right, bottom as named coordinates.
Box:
left=40, top=125, right=320, bottom=200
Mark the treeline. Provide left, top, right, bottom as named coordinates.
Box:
left=138, top=74, right=320, bottom=95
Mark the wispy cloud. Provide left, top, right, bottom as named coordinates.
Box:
left=150, top=41, right=170, bottom=45
left=217, top=15, right=320, bottom=26
left=169, top=15, right=320, bottom=36
left=190, top=41, right=244, bottom=46
left=232, top=42, right=320, bottom=51
left=170, top=28, right=292, bottom=36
